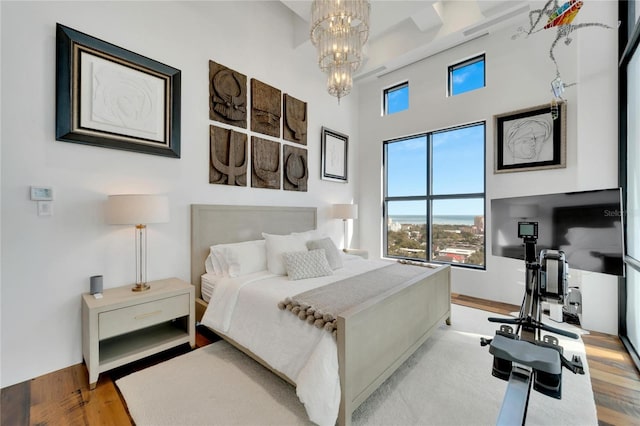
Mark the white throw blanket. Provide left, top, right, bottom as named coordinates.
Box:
left=200, top=256, right=392, bottom=426
left=279, top=263, right=439, bottom=337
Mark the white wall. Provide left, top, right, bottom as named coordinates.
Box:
left=0, top=0, right=621, bottom=388
left=0, top=1, right=360, bottom=387
left=357, top=1, right=619, bottom=331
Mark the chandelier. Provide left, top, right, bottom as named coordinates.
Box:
left=310, top=0, right=370, bottom=103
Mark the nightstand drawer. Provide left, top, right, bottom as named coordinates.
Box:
left=99, top=293, right=190, bottom=339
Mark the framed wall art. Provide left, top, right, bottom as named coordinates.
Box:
left=283, top=94, right=307, bottom=145
left=209, top=125, right=247, bottom=186
left=56, top=23, right=181, bottom=158
left=321, top=127, right=348, bottom=182
left=283, top=144, right=308, bottom=192
left=251, top=136, right=280, bottom=189
left=494, top=102, right=566, bottom=173
left=209, top=61, right=247, bottom=129
left=251, top=79, right=280, bottom=138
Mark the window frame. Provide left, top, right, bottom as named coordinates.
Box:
left=448, top=54, right=486, bottom=96
left=618, top=0, right=640, bottom=371
left=383, top=81, right=409, bottom=115
left=383, top=121, right=486, bottom=269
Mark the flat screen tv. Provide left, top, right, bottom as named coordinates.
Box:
left=491, top=188, right=624, bottom=276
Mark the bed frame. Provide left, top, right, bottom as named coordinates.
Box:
left=190, top=204, right=451, bottom=426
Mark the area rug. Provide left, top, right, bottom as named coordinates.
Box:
left=116, top=304, right=597, bottom=425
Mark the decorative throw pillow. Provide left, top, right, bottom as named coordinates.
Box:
left=262, top=232, right=308, bottom=275
left=306, top=237, right=343, bottom=270
left=282, top=249, right=333, bottom=281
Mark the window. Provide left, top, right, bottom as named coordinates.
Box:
left=621, top=0, right=640, bottom=368
left=383, top=82, right=409, bottom=115
left=448, top=54, right=485, bottom=96
left=383, top=123, right=485, bottom=268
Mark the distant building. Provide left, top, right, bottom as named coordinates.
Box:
left=474, top=216, right=485, bottom=233
left=439, top=248, right=475, bottom=263
left=400, top=248, right=426, bottom=255
left=388, top=218, right=402, bottom=232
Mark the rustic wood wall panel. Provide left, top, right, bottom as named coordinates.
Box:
left=283, top=145, right=308, bottom=192
left=209, top=125, right=247, bottom=186
left=251, top=137, right=280, bottom=189
left=209, top=61, right=247, bottom=129
left=251, top=79, right=281, bottom=138
left=283, top=94, right=307, bottom=145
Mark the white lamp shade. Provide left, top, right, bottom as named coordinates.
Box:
left=333, top=203, right=358, bottom=220
left=106, top=194, right=170, bottom=225
left=508, top=204, right=538, bottom=219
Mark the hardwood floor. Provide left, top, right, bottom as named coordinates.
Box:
left=2, top=295, right=639, bottom=425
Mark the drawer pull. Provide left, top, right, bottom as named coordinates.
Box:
left=135, top=310, right=162, bottom=320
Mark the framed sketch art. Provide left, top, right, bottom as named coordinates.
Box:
left=56, top=24, right=181, bottom=158
left=321, top=127, right=348, bottom=182
left=494, top=102, right=566, bottom=173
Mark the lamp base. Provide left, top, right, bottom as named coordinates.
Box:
left=132, top=283, right=151, bottom=292
left=343, top=218, right=349, bottom=251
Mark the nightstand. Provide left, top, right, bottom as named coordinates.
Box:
left=81, top=277, right=195, bottom=389
left=344, top=248, right=369, bottom=259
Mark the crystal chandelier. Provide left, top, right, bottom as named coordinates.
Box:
left=310, top=0, right=370, bottom=103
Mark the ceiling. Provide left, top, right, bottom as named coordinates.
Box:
left=280, top=0, right=532, bottom=83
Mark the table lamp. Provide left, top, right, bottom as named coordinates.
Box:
left=106, top=194, right=169, bottom=291
left=333, top=203, right=358, bottom=250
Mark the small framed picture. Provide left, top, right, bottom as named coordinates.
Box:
left=321, top=127, right=348, bottom=182
left=494, top=102, right=566, bottom=173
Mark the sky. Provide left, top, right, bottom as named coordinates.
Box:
left=451, top=59, right=485, bottom=96
left=386, top=59, right=485, bottom=217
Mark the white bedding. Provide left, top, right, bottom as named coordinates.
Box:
left=201, top=255, right=392, bottom=426
left=200, top=273, right=220, bottom=303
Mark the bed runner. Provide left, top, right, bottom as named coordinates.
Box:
left=277, top=263, right=437, bottom=337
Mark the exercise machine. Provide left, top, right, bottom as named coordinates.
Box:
left=481, top=221, right=585, bottom=425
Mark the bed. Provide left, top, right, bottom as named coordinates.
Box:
left=191, top=204, right=451, bottom=426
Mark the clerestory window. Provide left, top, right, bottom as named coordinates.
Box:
left=383, top=82, right=409, bottom=115
left=448, top=54, right=485, bottom=96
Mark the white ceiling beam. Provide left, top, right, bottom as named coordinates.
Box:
left=433, top=0, right=485, bottom=39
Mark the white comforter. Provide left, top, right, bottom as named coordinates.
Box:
left=201, top=255, right=392, bottom=426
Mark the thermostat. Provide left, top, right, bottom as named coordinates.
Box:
left=30, top=186, right=53, bottom=201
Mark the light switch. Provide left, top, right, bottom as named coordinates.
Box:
left=37, top=201, right=53, bottom=216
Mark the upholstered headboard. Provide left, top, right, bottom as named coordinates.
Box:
left=190, top=204, right=317, bottom=298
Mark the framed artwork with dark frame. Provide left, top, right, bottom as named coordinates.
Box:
left=494, top=102, right=566, bottom=173
left=56, top=23, right=181, bottom=158
left=321, top=127, right=348, bottom=182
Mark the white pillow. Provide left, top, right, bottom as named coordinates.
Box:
left=262, top=232, right=308, bottom=275
left=205, top=254, right=216, bottom=274
left=290, top=229, right=326, bottom=241
left=211, top=240, right=266, bottom=277
left=206, top=249, right=227, bottom=275
left=282, top=249, right=333, bottom=281
left=306, top=237, right=343, bottom=270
